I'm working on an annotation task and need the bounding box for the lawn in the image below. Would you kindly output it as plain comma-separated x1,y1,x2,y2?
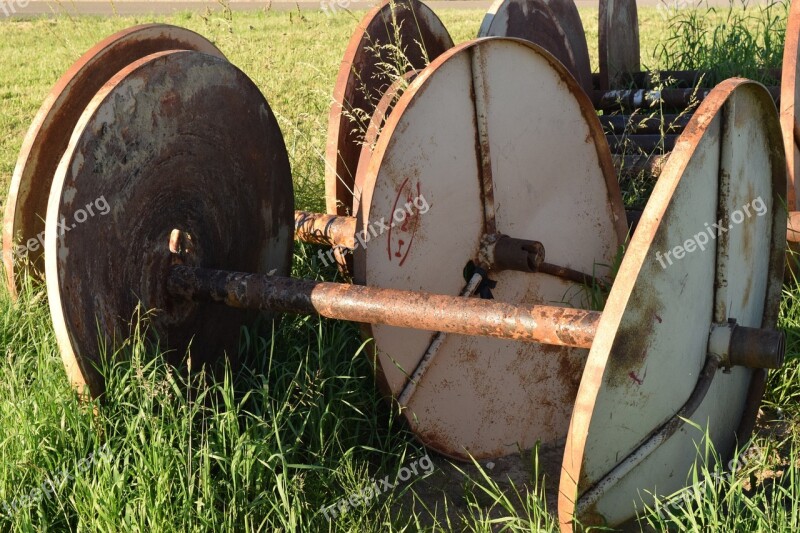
0,2,798,532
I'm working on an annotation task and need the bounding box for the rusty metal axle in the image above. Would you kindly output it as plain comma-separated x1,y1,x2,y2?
292,211,606,286
165,264,785,370
294,210,355,249
166,265,601,348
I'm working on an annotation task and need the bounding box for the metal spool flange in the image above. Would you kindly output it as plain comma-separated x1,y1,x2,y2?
3,24,224,298
45,50,294,397
355,37,628,461
559,79,786,529
324,0,453,218
599,0,640,90
782,0,800,209
478,0,592,93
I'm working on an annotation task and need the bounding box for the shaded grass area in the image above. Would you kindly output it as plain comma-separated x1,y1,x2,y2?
0,4,797,532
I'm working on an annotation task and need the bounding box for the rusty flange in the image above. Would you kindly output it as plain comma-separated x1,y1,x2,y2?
599,0,640,90
324,0,453,218
2,24,224,299
782,0,800,209
45,50,293,398
352,70,419,218
559,79,786,529
354,37,627,461
478,0,592,93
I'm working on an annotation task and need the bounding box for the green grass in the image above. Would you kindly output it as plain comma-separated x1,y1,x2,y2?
653,0,787,84
0,3,798,532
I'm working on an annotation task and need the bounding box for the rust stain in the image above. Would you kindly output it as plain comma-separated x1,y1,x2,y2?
606,295,662,388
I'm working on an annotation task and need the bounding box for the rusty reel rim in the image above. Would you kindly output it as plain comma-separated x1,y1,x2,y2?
352,69,420,218
558,78,786,530
45,49,294,398
477,0,593,94
781,0,800,209
2,24,225,299
354,37,627,461
324,0,453,218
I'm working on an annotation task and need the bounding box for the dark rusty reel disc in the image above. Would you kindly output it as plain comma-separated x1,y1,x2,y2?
3,24,224,299
478,0,593,93
324,0,453,219
598,0,640,90
45,50,294,398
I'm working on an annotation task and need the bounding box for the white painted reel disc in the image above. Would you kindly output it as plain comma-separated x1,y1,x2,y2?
355,38,627,460
559,79,786,529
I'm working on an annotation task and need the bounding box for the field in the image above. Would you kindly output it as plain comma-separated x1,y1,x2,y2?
0,2,799,531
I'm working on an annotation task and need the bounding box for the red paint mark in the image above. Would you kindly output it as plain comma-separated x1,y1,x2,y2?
386,178,422,266
629,364,648,385
654,313,662,323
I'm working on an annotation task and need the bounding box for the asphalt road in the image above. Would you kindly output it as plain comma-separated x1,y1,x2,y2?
3,0,750,17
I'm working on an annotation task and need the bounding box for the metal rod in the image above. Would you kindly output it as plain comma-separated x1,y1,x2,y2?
397,272,485,407
294,210,355,249
166,265,601,348
592,86,780,110
576,354,722,514
537,263,606,290
471,45,498,236
291,216,593,285
491,236,545,273
591,69,781,90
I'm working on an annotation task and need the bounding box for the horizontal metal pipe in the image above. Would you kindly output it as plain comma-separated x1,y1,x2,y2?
591,68,781,90
492,236,545,272
294,210,355,248
730,325,785,369
166,265,601,348
592,86,779,111
599,114,690,135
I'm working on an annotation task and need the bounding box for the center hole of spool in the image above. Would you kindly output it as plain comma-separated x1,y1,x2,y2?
169,229,195,264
